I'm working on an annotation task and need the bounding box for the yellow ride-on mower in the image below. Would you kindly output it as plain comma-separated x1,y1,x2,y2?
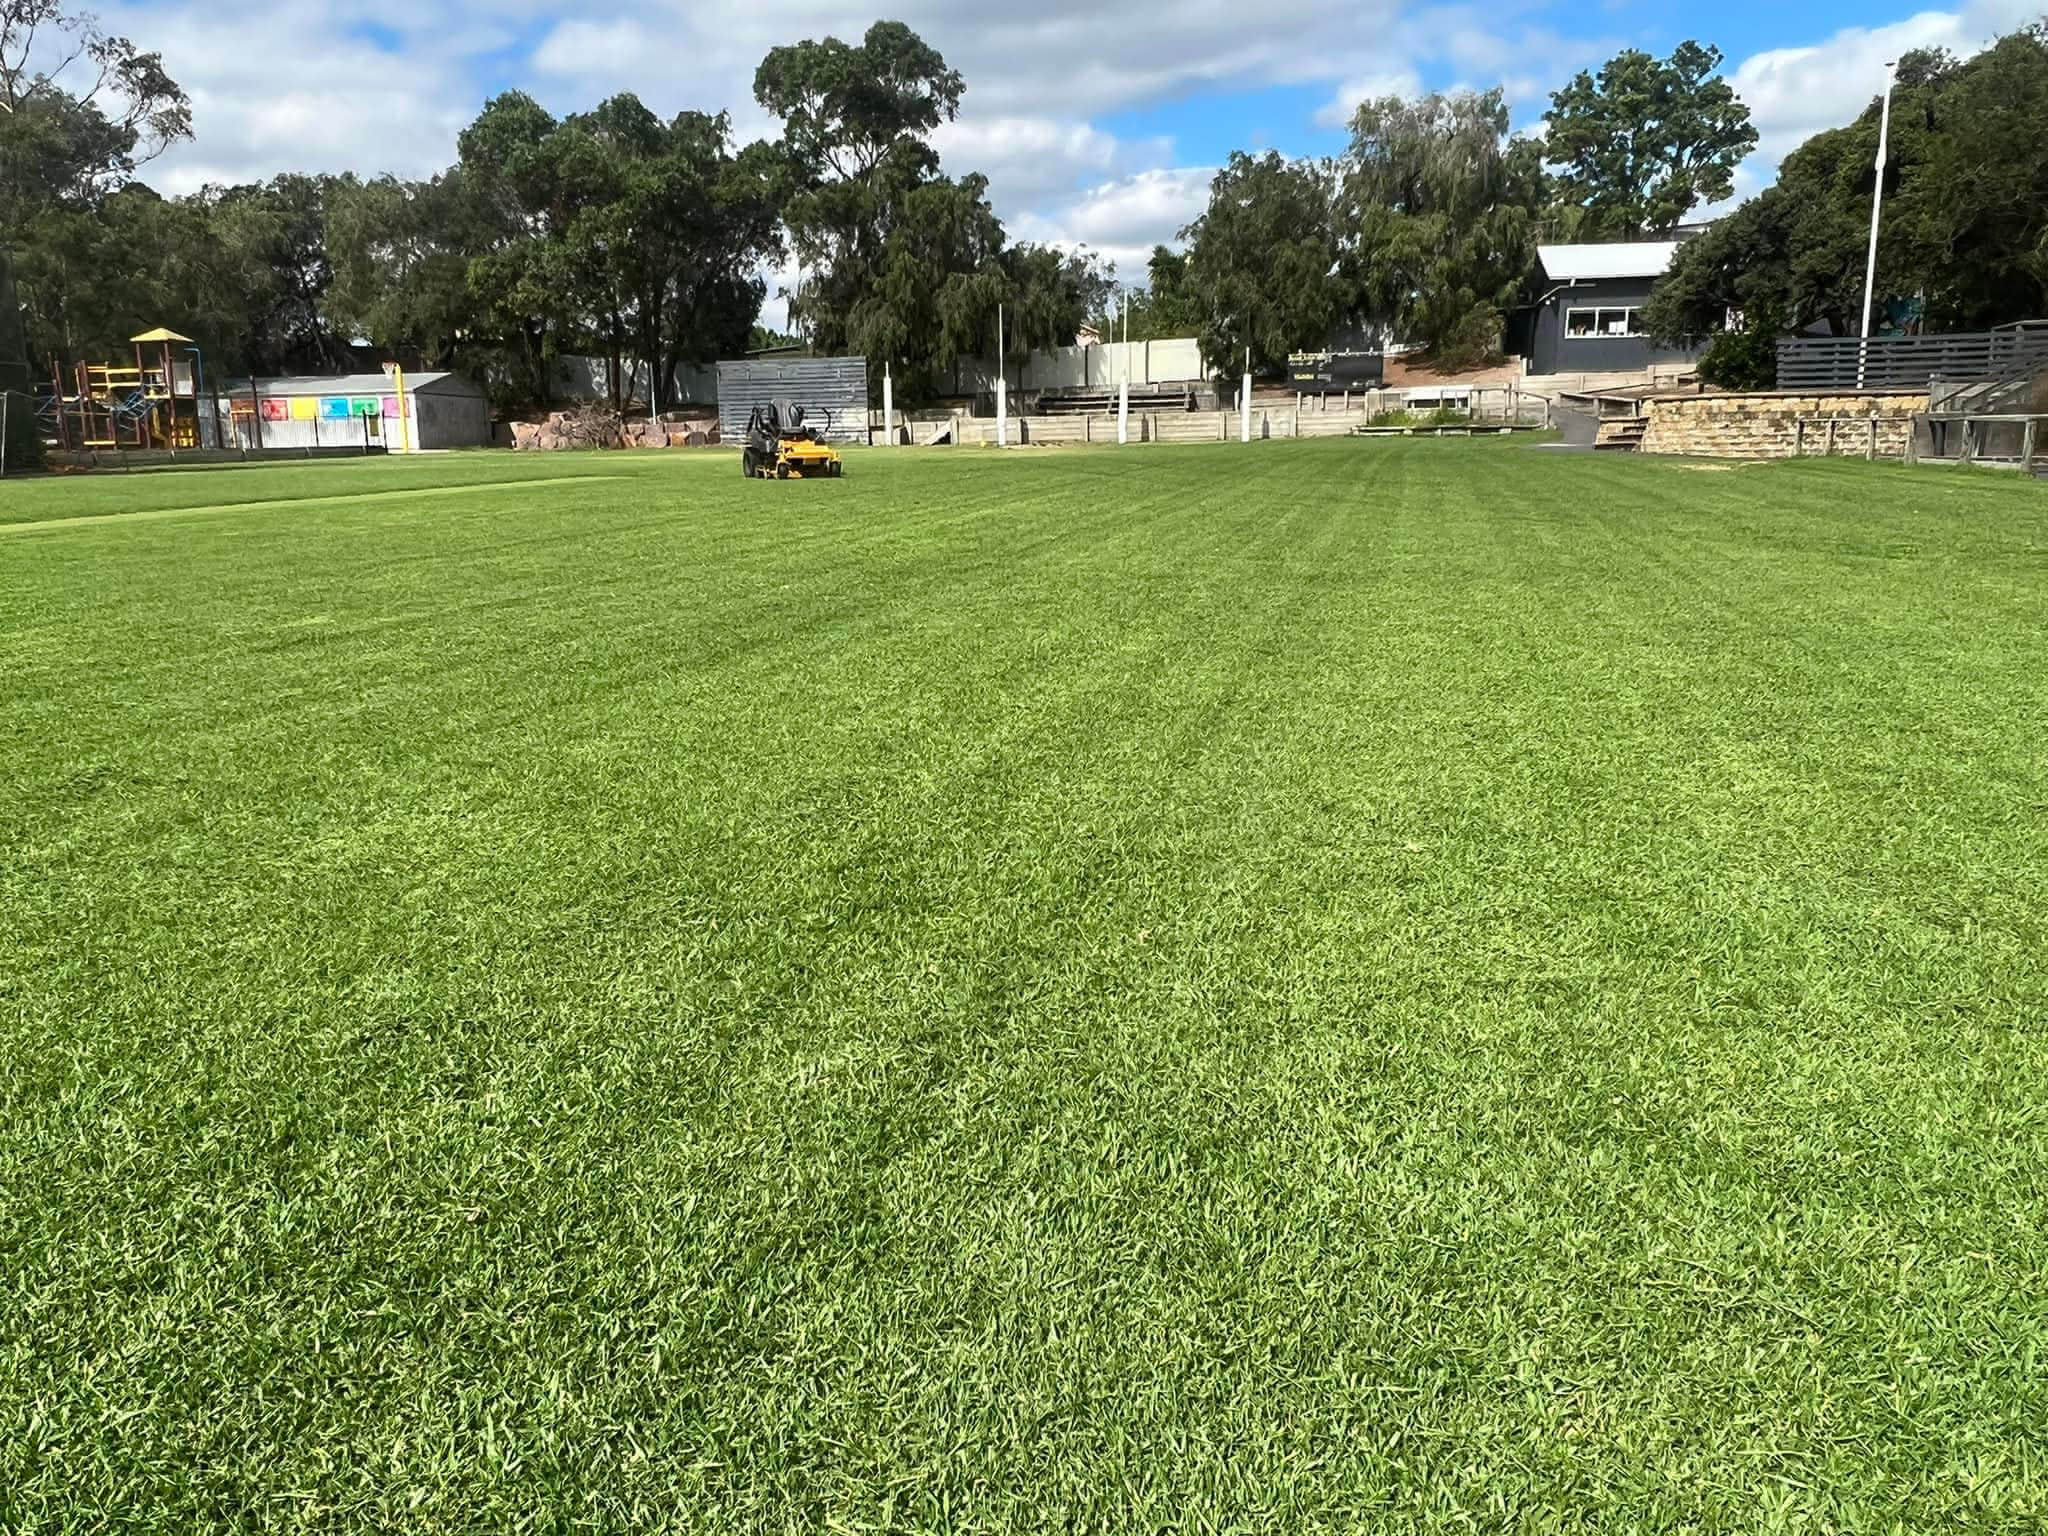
742,399,844,479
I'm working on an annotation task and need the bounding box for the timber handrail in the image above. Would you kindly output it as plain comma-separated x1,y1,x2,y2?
1906,409,2046,471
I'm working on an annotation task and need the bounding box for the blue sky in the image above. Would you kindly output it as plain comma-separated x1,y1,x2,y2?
103,0,2041,319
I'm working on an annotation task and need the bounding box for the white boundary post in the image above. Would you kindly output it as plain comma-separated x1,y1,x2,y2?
1241,347,1252,443
883,361,894,447
1117,290,1130,445
995,304,1008,448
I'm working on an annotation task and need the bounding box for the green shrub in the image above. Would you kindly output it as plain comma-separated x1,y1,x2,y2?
1366,405,1474,429
1697,306,1783,391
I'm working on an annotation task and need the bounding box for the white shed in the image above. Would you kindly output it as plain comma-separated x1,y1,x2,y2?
218,371,490,454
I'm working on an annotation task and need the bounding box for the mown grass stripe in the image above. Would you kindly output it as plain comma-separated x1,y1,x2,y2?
0,474,633,534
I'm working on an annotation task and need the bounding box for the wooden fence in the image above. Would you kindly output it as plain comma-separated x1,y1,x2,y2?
1777,327,2048,390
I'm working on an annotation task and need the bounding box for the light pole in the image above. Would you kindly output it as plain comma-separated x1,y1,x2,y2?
1858,60,1898,386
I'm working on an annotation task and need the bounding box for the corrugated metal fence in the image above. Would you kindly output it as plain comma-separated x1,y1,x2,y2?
717,357,869,444
1777,326,2048,390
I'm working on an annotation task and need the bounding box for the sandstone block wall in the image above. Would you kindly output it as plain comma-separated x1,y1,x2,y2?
1641,392,1927,459
510,413,721,451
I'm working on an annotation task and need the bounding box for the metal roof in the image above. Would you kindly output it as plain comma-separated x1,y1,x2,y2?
223,371,478,396
1537,242,1683,281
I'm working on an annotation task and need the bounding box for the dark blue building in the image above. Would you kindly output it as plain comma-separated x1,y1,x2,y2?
1517,242,1708,376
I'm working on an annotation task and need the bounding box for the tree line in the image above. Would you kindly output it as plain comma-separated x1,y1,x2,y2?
6,0,2046,410
2,10,1107,409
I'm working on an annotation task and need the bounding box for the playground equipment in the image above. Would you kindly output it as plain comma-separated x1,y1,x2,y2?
41,327,207,451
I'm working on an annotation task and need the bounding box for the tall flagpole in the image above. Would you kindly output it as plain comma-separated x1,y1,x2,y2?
1858,61,1897,387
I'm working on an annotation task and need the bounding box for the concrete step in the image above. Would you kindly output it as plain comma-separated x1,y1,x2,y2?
1593,417,1648,452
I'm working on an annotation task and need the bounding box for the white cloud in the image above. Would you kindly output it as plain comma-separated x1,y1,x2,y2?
1734,12,1964,169
1063,168,1217,249
933,116,1174,211
1317,70,1426,129
105,0,487,193
531,19,657,80
1009,167,1217,283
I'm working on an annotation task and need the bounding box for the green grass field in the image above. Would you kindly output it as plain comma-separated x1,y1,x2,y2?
5,440,2047,1531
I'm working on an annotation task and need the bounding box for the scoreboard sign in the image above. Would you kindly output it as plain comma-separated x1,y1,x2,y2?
1287,350,1385,393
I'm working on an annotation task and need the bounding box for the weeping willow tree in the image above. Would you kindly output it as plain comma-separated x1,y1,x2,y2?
1337,89,1547,367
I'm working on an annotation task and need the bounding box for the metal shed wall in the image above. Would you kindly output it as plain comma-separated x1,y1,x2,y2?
717,357,868,444
414,384,490,450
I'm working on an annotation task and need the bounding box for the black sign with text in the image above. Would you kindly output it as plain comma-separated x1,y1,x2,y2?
1287,351,1385,393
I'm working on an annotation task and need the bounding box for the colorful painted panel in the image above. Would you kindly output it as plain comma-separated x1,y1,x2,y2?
351,397,380,417
319,397,352,421
259,398,289,422
381,395,401,418
289,396,317,421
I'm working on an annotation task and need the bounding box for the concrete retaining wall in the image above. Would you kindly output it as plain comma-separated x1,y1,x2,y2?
553,339,1211,407
552,356,719,406
1641,391,1927,458
938,339,1209,397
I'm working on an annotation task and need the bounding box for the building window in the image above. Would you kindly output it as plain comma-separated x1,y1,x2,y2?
1565,306,1645,339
